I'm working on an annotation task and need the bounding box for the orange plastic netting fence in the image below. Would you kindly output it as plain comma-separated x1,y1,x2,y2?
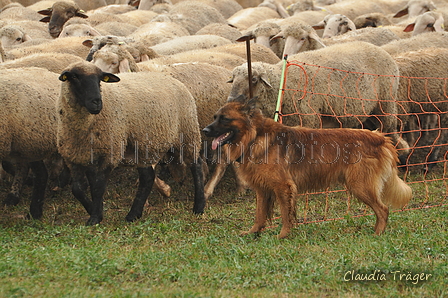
273,58,447,226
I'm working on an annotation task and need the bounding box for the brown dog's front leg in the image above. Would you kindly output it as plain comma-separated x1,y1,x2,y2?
241,190,270,236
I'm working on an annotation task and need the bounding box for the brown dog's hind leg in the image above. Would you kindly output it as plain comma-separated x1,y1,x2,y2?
349,183,389,235
275,180,297,239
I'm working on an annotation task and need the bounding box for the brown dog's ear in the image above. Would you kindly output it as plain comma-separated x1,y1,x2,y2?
242,96,258,115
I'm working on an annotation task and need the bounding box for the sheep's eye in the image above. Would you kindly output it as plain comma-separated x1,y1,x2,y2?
16,37,22,42
251,77,258,84
427,23,434,28
301,37,305,40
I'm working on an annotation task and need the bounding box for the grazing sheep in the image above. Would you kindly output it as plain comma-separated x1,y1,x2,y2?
0,67,60,219
128,21,190,47
322,0,385,20
312,13,357,38
56,61,205,225
0,52,83,72
381,31,448,56
38,1,89,38
243,21,284,58
82,35,131,61
393,47,448,172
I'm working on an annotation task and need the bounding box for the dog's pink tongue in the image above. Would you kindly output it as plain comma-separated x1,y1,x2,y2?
211,133,227,150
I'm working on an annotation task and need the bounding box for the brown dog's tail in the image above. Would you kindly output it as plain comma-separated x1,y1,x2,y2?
381,142,413,209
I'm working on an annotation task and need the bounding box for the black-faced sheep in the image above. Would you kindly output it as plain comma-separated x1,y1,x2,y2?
0,67,60,219
56,61,205,225
38,1,89,38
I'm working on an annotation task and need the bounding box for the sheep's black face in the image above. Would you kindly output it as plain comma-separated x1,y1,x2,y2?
59,67,120,114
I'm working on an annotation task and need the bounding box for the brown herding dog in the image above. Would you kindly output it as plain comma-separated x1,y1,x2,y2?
203,96,412,239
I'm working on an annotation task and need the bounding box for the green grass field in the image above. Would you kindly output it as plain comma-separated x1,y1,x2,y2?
0,166,446,298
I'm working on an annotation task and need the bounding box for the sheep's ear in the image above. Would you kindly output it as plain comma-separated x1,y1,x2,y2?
394,7,409,18
312,20,326,30
226,76,233,83
270,32,284,46
38,8,52,16
75,10,89,19
102,73,120,83
39,16,51,23
236,34,254,42
118,59,131,73
140,54,150,62
82,39,93,48
59,71,71,82
23,34,32,42
403,23,415,32
260,74,272,89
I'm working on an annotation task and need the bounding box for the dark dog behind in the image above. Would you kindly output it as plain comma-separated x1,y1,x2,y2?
203,96,412,239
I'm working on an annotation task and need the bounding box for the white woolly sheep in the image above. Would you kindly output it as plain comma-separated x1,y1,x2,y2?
0,4,43,21
312,13,357,38
403,11,445,36
353,12,394,28
320,0,385,20
150,35,232,56
393,47,448,172
270,21,326,57
393,0,437,19
242,21,284,58
128,21,190,47
322,27,400,47
228,6,282,31
195,23,243,42
227,41,407,151
92,42,140,73
151,1,227,34
59,23,103,38
56,61,206,225
0,25,32,48
0,52,83,72
6,36,91,59
0,67,60,219
381,31,448,56
0,40,5,62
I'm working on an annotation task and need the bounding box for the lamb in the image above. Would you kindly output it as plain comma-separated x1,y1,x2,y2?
393,47,448,172
56,61,206,225
0,67,60,219
38,1,89,38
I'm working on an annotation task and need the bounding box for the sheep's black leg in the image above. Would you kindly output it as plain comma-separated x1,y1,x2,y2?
28,160,48,219
126,166,155,222
86,166,111,226
70,165,92,215
191,157,206,214
3,162,29,206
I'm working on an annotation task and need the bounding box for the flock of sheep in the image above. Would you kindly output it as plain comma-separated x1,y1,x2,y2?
0,0,447,223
